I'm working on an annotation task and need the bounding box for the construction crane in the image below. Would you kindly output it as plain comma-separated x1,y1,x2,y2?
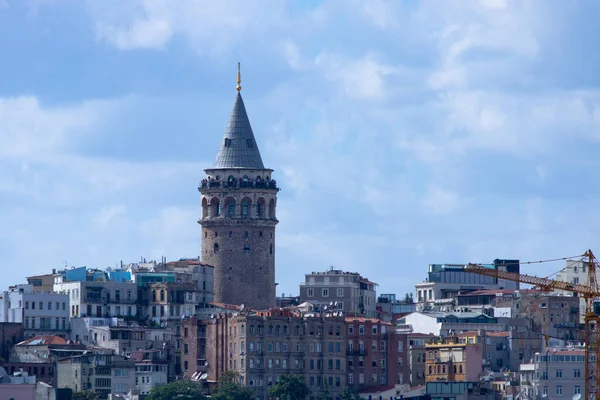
464,250,600,400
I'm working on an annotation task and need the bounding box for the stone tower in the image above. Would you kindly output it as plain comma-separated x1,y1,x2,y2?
198,65,279,310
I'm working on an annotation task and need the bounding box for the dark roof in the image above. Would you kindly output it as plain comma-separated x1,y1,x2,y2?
213,93,265,169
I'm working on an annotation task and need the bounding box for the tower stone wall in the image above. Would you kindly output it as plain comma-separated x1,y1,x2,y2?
198,85,279,310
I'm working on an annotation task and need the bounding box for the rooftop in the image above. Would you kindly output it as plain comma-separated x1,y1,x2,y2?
212,90,266,170
17,335,75,346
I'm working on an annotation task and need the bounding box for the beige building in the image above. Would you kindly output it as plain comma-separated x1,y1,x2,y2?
57,351,135,399
520,346,584,399
200,310,347,400
299,269,377,318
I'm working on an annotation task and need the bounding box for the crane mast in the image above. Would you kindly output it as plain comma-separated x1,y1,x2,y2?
465,250,600,400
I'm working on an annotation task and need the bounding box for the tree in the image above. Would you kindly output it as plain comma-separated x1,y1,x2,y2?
316,382,330,400
212,370,256,400
72,391,101,400
145,380,206,400
404,292,414,304
268,374,310,400
341,389,362,400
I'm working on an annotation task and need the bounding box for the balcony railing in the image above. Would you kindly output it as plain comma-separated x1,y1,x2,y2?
199,178,279,191
346,349,368,356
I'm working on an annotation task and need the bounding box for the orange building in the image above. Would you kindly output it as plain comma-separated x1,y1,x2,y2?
425,332,483,383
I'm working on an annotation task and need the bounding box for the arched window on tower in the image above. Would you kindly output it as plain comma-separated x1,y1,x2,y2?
244,245,250,254
244,231,249,239
160,290,165,302
270,244,273,255
229,231,233,238
241,201,249,217
214,243,219,254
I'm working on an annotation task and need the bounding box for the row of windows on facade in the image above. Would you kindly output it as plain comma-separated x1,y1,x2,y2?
202,199,276,219
206,230,273,239
151,305,195,318
24,317,68,330
537,386,581,396
241,323,387,337
537,368,582,379
72,304,136,318
67,288,135,303
248,374,344,389
24,301,67,311
428,363,464,376
151,289,203,302
212,242,273,255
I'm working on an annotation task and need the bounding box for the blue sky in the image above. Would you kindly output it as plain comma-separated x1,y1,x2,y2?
2,0,600,298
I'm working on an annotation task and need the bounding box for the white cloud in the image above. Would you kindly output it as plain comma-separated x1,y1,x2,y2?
97,18,172,50
95,205,127,230
422,187,460,215
315,53,395,100
0,96,116,160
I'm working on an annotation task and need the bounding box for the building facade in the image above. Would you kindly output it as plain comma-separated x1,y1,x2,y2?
299,270,377,318
425,333,483,383
345,317,407,391
520,347,584,399
198,71,280,310
57,351,136,399
0,285,69,338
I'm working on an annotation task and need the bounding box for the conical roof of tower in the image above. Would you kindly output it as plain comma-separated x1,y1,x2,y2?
213,92,265,169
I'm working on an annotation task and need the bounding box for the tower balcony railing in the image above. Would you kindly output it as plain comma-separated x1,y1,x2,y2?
199,178,279,191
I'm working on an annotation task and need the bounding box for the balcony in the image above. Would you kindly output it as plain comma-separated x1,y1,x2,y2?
346,349,368,356
199,178,279,191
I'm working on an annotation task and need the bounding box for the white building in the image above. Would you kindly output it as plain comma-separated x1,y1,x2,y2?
53,278,138,319
520,346,584,399
0,285,69,338
131,350,168,395
553,260,595,323
400,311,501,337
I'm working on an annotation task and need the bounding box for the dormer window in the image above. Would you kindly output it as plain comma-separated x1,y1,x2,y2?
224,138,232,147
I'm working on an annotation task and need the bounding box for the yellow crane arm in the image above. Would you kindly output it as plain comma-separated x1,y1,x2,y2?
464,263,600,297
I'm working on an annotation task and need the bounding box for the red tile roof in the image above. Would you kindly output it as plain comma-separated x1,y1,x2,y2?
17,335,73,346
487,331,510,337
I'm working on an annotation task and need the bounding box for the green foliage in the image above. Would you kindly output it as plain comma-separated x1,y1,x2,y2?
268,374,310,400
212,370,256,400
316,382,331,400
404,292,414,304
341,389,362,400
145,380,206,400
72,391,101,400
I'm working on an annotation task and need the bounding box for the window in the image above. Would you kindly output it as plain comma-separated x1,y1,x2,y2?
348,325,354,334
184,344,189,354
398,341,404,352
372,326,378,335
242,203,249,216
322,289,329,297
556,369,562,378
574,369,581,378
214,243,219,254
184,361,188,371
228,203,235,216
307,289,314,297
359,325,364,334
244,245,250,254
336,288,344,297
48,302,52,310
247,139,253,148
556,386,563,395
575,386,581,395
224,138,232,147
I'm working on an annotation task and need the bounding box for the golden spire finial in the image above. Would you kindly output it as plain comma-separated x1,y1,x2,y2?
236,62,242,92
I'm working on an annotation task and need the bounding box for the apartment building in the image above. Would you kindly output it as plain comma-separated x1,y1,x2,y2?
0,322,23,360
0,285,69,338
407,333,439,387
25,272,56,292
5,335,86,387
53,275,138,319
415,259,519,305
181,316,207,380
520,346,584,399
131,350,169,396
299,269,377,318
345,317,407,392
198,309,348,400
57,351,136,399
425,332,483,383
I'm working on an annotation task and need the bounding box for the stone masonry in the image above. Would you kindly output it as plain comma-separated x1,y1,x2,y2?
198,80,280,310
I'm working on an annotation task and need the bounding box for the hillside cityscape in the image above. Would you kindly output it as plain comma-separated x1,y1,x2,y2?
0,74,595,400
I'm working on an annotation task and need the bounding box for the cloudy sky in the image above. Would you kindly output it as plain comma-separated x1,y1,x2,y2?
1,0,600,298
